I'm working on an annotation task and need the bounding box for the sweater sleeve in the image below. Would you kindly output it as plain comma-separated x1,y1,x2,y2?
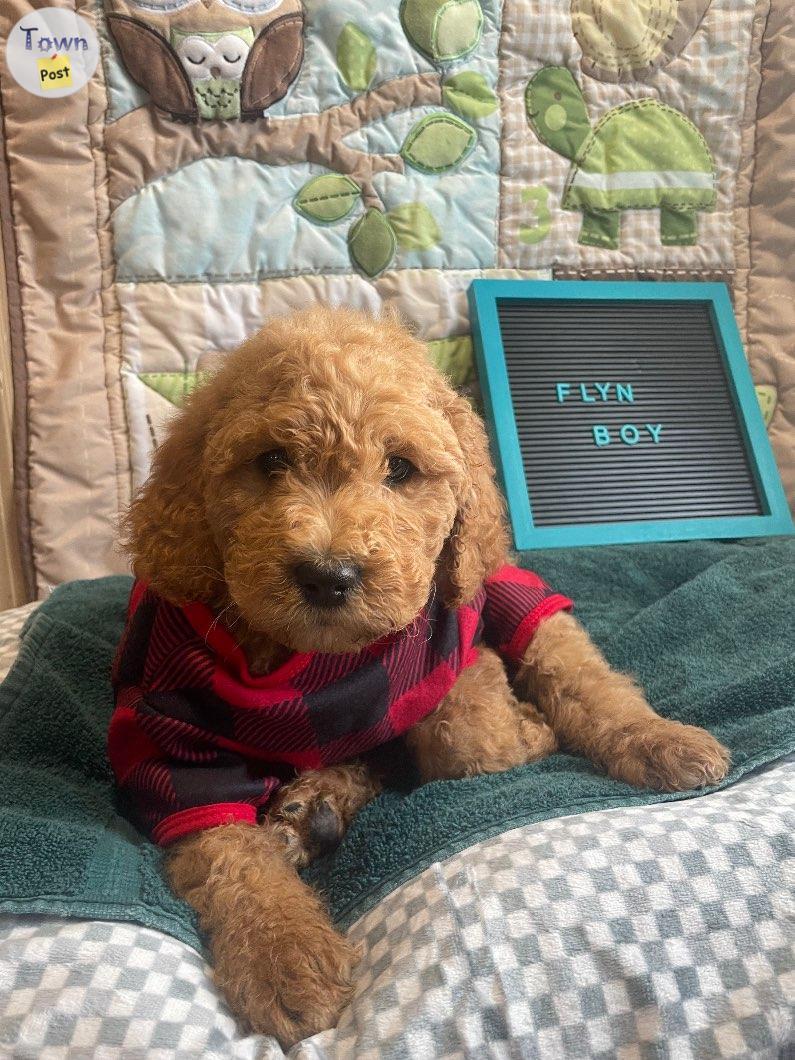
482,564,573,665
107,695,277,845
108,583,277,846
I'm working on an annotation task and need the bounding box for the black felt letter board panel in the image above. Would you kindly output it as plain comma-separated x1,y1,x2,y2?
496,298,762,527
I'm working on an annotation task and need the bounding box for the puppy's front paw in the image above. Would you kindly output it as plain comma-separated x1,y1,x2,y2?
610,720,730,792
215,906,358,1047
270,795,343,869
519,702,558,762
268,764,380,867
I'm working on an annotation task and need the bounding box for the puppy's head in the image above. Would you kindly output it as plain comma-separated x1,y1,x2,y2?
125,308,508,654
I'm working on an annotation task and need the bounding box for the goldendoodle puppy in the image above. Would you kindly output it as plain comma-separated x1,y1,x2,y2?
109,307,729,1045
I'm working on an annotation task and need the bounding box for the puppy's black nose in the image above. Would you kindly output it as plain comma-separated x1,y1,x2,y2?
294,560,362,609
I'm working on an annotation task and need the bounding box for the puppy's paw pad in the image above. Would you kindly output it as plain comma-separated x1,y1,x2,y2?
308,799,344,855
269,792,345,863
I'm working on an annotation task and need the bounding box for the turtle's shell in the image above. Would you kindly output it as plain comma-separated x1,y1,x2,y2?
563,98,716,212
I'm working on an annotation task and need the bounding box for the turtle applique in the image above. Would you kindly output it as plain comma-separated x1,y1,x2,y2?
525,66,716,250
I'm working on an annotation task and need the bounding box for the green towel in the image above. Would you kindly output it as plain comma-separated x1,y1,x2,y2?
0,539,793,953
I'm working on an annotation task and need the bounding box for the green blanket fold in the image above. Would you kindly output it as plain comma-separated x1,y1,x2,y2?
1,539,793,952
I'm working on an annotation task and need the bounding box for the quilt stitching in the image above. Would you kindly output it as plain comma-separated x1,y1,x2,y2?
1,0,790,590
0,99,36,597
89,66,134,526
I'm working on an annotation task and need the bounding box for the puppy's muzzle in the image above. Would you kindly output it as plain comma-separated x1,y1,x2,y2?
293,559,362,609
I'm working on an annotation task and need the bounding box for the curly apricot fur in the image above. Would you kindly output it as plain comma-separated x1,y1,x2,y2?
124,307,729,1043
166,824,357,1046
407,647,557,780
517,611,730,792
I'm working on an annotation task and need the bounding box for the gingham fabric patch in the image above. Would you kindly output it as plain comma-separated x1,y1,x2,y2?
0,919,271,1060
319,757,794,1059
0,757,791,1058
498,0,754,272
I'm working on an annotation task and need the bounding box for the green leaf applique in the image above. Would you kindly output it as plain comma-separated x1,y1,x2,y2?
336,23,377,92
401,0,483,62
348,208,397,277
138,371,209,408
401,113,476,174
387,202,441,250
294,174,362,224
427,335,475,386
755,385,777,428
442,71,498,119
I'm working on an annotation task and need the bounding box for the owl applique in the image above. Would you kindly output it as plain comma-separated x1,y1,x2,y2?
172,28,253,119
106,0,304,122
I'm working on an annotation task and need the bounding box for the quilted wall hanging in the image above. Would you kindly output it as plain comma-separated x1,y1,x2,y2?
0,0,792,595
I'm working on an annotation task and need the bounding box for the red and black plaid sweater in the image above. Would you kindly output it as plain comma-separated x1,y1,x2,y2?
109,566,572,845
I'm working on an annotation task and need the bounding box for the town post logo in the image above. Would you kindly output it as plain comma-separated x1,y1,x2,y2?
6,9,99,99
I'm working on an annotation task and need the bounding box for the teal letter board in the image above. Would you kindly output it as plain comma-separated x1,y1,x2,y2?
468,280,793,550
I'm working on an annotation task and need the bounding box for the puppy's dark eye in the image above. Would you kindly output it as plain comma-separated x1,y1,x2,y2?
385,455,416,486
256,448,290,476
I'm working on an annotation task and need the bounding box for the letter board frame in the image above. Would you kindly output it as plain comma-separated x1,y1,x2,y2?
468,279,793,550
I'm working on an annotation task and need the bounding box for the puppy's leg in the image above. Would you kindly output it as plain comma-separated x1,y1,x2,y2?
516,611,730,792
268,762,382,868
406,647,557,782
167,822,357,1046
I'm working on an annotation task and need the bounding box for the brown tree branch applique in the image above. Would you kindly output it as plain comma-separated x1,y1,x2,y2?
105,0,498,277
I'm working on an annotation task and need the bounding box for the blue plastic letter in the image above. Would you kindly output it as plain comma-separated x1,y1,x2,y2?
593,426,611,447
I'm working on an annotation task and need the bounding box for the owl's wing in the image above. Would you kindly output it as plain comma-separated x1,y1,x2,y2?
107,14,199,122
240,11,305,120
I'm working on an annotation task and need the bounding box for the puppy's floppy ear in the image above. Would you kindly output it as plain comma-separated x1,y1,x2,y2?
435,388,510,608
123,383,223,604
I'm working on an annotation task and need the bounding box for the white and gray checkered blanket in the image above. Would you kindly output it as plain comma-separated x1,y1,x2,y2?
0,605,792,1058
